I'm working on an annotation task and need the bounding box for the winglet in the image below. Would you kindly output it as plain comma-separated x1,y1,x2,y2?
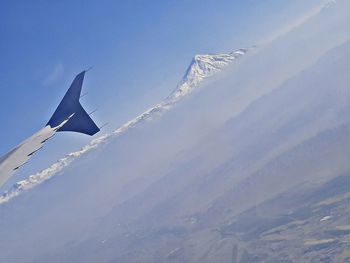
85,66,94,72
47,71,100,136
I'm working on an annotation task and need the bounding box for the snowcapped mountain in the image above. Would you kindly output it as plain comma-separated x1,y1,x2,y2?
168,50,246,101
0,48,248,204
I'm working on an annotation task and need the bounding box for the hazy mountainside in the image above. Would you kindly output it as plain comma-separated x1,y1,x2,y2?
218,173,350,263
67,39,350,263
1,1,350,262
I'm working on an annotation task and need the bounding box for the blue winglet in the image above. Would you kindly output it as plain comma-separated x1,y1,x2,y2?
47,71,100,136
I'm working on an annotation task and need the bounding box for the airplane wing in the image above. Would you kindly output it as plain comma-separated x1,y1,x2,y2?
0,71,100,187
0,126,56,186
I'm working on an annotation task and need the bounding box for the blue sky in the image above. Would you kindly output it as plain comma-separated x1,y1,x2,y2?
0,0,322,185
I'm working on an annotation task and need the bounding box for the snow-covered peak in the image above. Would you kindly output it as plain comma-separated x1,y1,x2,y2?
169,49,247,100
0,48,249,204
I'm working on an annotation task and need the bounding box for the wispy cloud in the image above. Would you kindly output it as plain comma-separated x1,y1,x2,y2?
260,0,337,46
43,63,64,86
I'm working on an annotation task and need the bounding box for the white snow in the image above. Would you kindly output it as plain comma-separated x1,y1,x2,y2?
320,215,332,222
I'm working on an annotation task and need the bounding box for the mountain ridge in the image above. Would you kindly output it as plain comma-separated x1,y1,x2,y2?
0,48,248,204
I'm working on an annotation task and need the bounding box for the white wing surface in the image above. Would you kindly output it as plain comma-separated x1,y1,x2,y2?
0,126,56,186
